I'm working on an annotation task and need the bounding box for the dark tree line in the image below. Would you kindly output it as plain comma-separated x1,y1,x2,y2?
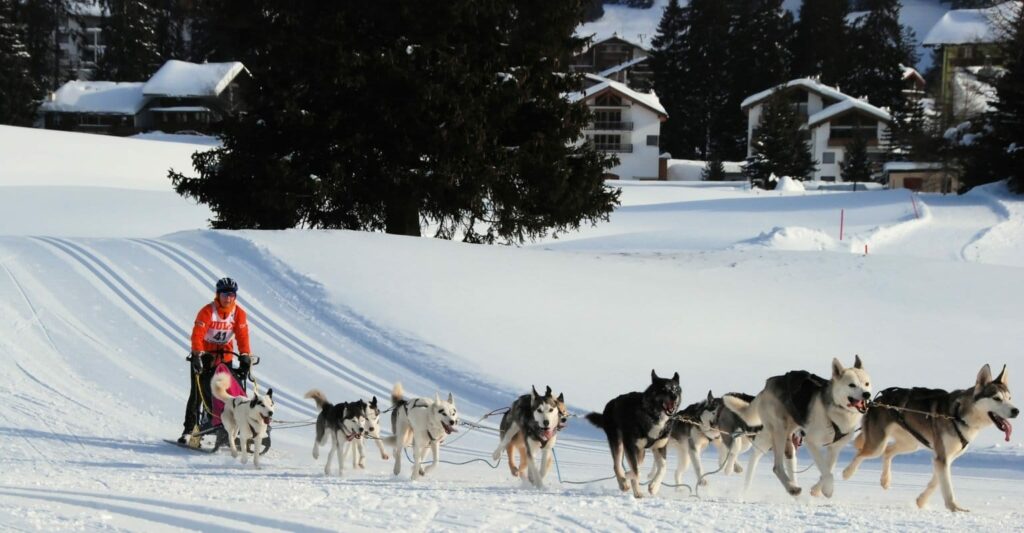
169,0,620,242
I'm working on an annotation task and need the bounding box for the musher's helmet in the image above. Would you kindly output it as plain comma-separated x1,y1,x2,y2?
216,277,238,294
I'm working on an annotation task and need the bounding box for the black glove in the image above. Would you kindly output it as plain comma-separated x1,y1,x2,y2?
238,353,252,373
189,351,205,373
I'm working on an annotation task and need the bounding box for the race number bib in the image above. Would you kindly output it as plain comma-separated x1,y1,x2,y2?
203,305,236,345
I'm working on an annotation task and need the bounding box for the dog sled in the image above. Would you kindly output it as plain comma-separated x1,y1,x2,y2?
168,350,272,455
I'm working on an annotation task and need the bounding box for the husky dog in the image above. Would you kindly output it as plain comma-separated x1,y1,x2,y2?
494,389,569,481
353,396,389,469
586,370,682,498
492,386,564,488
659,391,725,487
724,356,871,497
305,389,373,476
715,392,758,476
842,364,1018,512
211,372,274,469
383,383,459,480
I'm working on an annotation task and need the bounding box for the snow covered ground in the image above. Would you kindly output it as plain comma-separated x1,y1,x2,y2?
0,126,1022,531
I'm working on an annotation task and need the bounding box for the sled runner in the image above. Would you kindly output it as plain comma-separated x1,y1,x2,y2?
178,350,272,455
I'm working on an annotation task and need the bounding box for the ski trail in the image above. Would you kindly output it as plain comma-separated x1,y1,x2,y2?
29,237,310,417
132,238,389,398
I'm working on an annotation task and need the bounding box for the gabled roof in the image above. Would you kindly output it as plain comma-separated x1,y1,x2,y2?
39,81,147,114
807,98,891,128
569,73,666,116
741,78,850,110
577,34,649,55
922,1,1020,46
142,60,248,98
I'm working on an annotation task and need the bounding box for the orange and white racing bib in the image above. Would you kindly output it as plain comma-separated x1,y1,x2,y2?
203,304,237,345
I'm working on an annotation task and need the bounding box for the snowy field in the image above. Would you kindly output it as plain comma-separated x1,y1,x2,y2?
0,126,1022,531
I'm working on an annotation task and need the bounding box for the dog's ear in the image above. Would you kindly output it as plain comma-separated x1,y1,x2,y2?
447,392,455,405
994,364,1008,386
853,354,863,369
832,358,845,379
557,392,564,403
370,395,378,407
707,390,714,403
532,385,540,400
672,372,680,383
651,369,659,382
975,364,993,394
545,385,552,398
435,392,441,404
267,388,273,399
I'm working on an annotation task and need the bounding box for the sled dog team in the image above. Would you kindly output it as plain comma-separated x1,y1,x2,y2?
214,356,1017,512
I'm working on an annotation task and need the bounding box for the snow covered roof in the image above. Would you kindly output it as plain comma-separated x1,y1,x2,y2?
922,1,1020,46
741,78,850,110
807,98,891,128
39,81,147,114
576,33,649,55
597,56,648,78
883,162,946,172
570,73,666,116
142,60,248,98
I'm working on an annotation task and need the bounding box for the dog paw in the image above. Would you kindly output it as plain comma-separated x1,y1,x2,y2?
916,494,929,509
946,502,970,513
880,472,892,490
733,464,743,474
492,450,502,461
698,478,708,487
841,466,854,480
787,485,802,496
616,478,629,492
381,453,390,460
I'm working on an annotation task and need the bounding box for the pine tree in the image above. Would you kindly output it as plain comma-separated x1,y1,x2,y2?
791,0,850,86
743,90,816,188
650,0,687,157
840,133,872,188
19,0,64,92
0,0,41,126
702,153,726,181
171,0,619,242
95,0,162,81
725,0,794,160
841,0,918,111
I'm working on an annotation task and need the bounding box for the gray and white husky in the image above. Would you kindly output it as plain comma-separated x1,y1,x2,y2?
659,391,725,487
306,390,387,476
715,392,758,476
211,372,274,469
842,364,1017,512
492,386,563,488
383,383,459,480
724,356,871,498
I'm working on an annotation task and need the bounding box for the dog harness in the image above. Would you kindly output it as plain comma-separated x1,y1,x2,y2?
877,387,972,450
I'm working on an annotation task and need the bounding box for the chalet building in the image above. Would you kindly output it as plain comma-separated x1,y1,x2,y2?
570,35,653,91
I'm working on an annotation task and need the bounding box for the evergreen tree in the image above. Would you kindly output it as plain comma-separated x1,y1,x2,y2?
725,0,794,160
743,90,816,188
791,0,850,86
841,0,917,111
702,153,726,181
650,0,687,157
0,0,41,125
671,0,731,160
840,133,872,188
19,0,64,91
95,0,162,81
170,0,618,242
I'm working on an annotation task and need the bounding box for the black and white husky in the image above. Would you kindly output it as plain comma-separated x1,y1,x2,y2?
210,372,274,469
492,386,564,488
586,370,682,498
383,383,459,480
354,396,389,469
306,389,384,476
659,391,724,487
843,364,1018,512
715,392,758,476
725,356,871,498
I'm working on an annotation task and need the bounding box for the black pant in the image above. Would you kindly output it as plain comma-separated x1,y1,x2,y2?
182,354,215,434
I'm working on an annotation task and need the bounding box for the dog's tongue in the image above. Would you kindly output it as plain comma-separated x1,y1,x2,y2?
1000,418,1012,442
443,422,457,434
541,428,554,441
263,416,272,425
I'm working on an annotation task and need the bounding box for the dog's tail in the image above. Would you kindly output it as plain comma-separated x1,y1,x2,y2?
723,393,762,427
391,382,404,406
304,389,331,411
584,412,604,429
210,372,233,403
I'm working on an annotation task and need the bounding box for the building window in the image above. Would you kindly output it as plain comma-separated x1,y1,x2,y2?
647,135,659,146
595,93,623,106
820,176,836,182
822,152,835,164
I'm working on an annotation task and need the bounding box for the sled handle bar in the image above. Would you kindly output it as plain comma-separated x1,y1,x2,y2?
188,350,261,366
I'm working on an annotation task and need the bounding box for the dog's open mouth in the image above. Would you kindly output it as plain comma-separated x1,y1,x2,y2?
990,412,1013,442
262,416,272,425
540,428,555,441
663,400,676,415
442,421,457,434
848,397,868,414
